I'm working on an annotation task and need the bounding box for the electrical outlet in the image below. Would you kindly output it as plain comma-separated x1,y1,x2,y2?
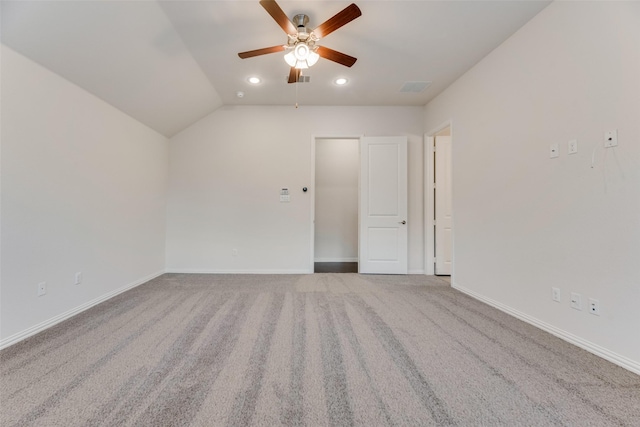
552,287,561,302
75,272,82,285
37,282,47,297
604,130,618,148
570,292,582,310
568,139,578,154
588,298,600,316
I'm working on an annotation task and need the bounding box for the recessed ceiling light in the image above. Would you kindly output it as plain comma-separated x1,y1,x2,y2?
248,77,261,84
334,78,348,85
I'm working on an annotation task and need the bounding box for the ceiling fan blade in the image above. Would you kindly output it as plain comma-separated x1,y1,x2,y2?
288,67,301,84
260,0,297,35
313,3,361,39
316,46,357,67
238,45,285,59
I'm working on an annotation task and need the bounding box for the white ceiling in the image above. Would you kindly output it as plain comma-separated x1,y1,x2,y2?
1,1,551,137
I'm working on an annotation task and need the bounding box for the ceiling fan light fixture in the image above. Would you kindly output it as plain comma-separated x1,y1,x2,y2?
284,50,296,67
284,43,319,69
294,43,309,60
307,50,319,66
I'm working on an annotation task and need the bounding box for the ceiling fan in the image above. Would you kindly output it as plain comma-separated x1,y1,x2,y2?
238,0,362,84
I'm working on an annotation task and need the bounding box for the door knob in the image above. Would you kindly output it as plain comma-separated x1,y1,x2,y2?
399,220,406,224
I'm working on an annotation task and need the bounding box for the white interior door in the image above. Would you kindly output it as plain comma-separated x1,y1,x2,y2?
359,136,408,274
435,135,452,275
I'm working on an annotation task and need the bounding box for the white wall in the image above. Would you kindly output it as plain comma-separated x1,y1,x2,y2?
0,46,169,345
166,105,424,273
314,138,359,262
424,2,640,372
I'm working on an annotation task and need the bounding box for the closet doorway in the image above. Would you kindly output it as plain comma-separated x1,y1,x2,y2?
425,124,453,276
313,138,359,273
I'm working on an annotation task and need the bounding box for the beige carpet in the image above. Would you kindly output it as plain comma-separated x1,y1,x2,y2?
1,273,639,426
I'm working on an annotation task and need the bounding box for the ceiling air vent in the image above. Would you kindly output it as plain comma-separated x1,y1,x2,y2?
286,75,311,83
399,81,431,93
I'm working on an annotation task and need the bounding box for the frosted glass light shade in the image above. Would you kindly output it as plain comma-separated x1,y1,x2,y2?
307,51,319,67
284,51,296,67
294,43,309,60
284,43,319,69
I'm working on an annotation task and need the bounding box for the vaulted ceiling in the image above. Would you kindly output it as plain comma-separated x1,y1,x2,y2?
1,1,551,137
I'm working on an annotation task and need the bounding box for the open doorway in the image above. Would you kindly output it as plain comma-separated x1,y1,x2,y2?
313,138,359,273
425,123,453,276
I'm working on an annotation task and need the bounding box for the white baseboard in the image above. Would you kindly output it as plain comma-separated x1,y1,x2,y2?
167,268,425,276
165,269,312,275
452,282,640,376
0,270,165,350
314,258,358,263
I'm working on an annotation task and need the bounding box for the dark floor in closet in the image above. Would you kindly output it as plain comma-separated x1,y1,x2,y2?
314,262,358,273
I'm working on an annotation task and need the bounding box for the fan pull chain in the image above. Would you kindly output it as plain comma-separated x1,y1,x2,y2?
295,77,299,108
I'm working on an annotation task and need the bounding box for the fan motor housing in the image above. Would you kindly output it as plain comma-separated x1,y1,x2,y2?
292,14,311,39
292,14,309,28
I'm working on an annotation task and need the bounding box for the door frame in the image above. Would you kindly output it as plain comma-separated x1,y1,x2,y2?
424,120,454,276
310,135,363,273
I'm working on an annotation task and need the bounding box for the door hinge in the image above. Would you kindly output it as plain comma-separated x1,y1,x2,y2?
432,146,437,153
433,257,437,263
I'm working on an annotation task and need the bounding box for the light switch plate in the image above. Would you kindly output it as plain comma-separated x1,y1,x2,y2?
550,143,559,158
570,292,582,310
